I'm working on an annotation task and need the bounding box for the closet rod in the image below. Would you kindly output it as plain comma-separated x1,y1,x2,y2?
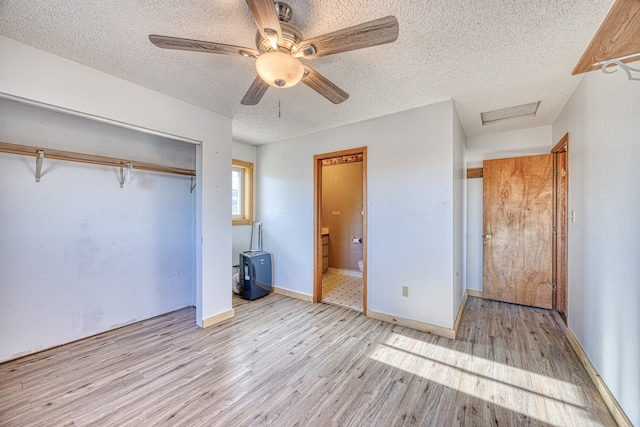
0,141,196,177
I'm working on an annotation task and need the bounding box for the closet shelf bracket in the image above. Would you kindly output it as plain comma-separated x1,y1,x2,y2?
120,162,133,189
190,176,196,193
35,150,44,182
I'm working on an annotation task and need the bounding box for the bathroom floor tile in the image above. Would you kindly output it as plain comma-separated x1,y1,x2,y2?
321,270,362,312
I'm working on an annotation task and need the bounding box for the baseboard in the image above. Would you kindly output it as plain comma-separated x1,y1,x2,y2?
202,308,235,329
366,291,470,341
565,328,632,427
273,287,313,302
467,289,483,298
367,309,456,340
453,291,469,337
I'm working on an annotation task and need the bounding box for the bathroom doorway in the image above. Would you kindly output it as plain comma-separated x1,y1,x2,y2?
313,147,367,313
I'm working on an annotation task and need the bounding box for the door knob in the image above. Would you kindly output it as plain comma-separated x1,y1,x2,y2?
483,233,493,240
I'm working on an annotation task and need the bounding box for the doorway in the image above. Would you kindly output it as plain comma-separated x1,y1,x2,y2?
481,135,569,317
313,147,367,314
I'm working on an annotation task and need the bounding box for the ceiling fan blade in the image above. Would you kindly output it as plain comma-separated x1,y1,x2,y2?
241,75,270,105
295,16,399,59
245,0,283,47
301,66,349,104
149,35,259,58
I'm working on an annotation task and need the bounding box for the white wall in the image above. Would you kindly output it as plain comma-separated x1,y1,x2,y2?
0,36,233,357
552,62,640,425
232,141,257,265
465,126,552,291
466,126,552,167
257,101,462,329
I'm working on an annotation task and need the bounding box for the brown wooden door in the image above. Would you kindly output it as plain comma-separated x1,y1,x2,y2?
482,154,553,309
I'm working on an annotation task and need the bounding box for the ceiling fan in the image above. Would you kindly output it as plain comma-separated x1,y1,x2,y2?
149,0,399,105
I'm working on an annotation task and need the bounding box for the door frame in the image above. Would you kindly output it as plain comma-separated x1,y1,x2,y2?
552,133,569,319
313,147,368,314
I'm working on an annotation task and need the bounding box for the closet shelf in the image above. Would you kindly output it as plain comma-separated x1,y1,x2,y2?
572,0,640,75
0,141,196,177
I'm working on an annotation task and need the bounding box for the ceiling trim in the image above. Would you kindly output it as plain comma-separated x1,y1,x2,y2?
573,0,640,75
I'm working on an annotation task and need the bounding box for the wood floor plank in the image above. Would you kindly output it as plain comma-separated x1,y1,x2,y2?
0,295,617,426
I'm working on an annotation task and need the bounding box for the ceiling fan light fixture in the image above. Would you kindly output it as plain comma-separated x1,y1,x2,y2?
255,51,304,88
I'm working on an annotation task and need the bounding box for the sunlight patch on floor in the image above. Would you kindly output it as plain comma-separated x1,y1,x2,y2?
369,332,591,426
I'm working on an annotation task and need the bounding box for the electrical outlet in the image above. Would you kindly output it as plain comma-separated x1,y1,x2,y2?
402,286,409,297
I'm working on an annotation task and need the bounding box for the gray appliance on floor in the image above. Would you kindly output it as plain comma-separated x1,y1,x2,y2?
239,251,272,300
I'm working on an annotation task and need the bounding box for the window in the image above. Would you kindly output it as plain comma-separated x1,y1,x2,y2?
232,159,253,225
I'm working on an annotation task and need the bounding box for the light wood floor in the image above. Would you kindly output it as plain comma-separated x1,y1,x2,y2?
0,295,615,426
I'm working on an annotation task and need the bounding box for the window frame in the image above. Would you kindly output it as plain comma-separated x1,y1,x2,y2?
232,159,254,226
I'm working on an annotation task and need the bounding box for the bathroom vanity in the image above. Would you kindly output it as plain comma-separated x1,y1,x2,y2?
321,233,329,272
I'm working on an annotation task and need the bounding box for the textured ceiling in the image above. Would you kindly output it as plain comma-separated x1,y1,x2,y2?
0,0,614,145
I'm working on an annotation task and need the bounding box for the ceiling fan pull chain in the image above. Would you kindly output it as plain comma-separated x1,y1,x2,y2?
278,96,281,118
